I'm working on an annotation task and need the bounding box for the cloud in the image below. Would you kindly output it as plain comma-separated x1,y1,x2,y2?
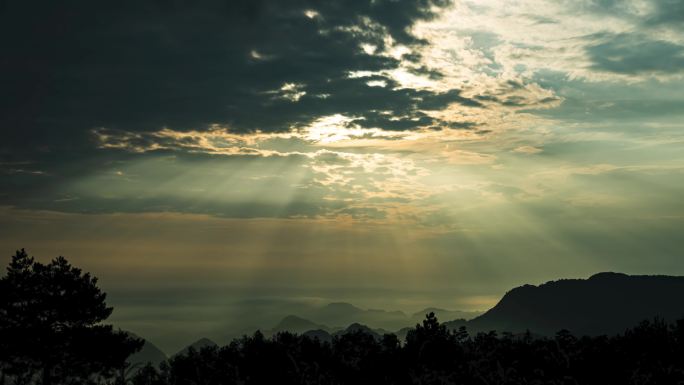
586,33,684,75
2,0,684,229
0,0,496,216
0,0,457,156
513,145,543,154
644,0,684,26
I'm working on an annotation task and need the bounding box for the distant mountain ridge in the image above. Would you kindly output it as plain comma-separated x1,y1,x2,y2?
173,338,218,358
217,301,482,343
269,315,334,336
332,323,389,339
257,303,481,338
125,332,167,368
133,272,684,355
410,308,482,325
267,273,684,340
466,272,684,336
299,302,410,330
269,316,392,341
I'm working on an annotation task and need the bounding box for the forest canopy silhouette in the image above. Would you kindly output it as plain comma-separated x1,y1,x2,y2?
2,250,684,385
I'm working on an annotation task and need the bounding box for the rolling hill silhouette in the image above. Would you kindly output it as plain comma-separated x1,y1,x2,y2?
466,272,684,336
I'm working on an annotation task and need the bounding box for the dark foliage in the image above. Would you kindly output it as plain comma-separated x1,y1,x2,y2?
127,313,684,385
0,249,143,385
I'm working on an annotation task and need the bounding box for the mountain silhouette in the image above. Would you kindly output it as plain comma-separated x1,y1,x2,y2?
218,301,478,340
411,308,482,324
333,323,385,340
268,316,391,341
320,302,365,316
125,333,167,368
173,337,218,357
442,318,468,331
302,329,333,343
301,302,410,330
270,315,331,335
466,272,684,336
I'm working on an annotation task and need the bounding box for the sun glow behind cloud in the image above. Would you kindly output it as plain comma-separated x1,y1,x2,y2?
61,0,684,278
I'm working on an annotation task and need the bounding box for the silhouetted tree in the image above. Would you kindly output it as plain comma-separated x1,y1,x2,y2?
405,312,458,371
0,249,142,385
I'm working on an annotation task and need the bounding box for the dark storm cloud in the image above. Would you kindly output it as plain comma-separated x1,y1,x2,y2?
0,0,455,153
258,75,482,131
586,33,684,75
0,0,478,213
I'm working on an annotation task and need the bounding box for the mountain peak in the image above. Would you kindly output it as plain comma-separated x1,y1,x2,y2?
324,302,363,312
345,322,371,331
280,314,310,322
469,273,684,337
173,337,218,358
273,315,328,333
334,323,382,339
589,272,629,280
124,332,167,368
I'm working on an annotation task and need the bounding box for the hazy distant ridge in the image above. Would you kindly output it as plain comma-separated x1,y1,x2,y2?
134,272,684,360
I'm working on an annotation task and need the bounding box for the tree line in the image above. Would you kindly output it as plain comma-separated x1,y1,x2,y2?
131,315,684,385
2,250,684,385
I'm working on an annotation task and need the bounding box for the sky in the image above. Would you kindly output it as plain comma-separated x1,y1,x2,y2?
1,0,684,353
